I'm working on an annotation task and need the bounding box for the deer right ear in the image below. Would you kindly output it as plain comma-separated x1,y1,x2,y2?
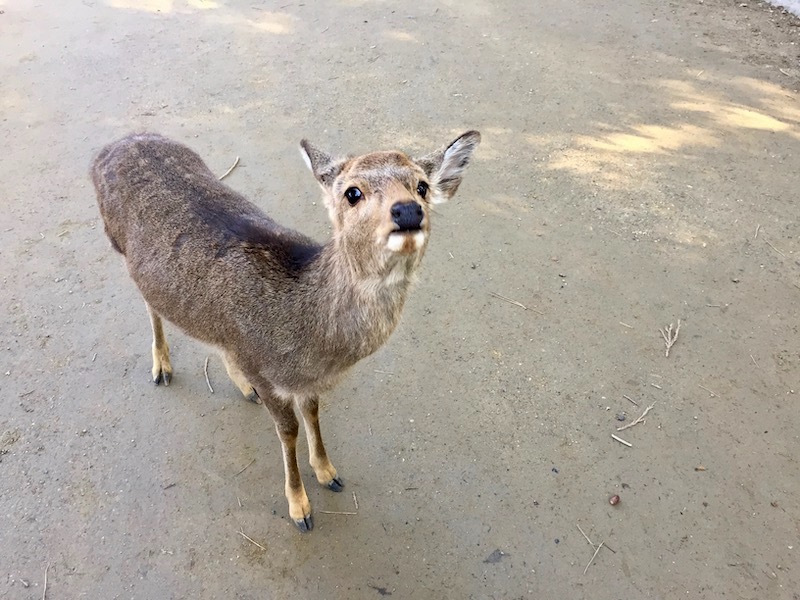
416,130,481,204
300,140,345,189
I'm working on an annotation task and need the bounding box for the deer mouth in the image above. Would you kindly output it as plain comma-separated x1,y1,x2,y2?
387,229,426,253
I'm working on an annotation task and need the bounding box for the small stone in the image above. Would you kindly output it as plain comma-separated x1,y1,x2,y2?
609,494,621,506
616,413,626,422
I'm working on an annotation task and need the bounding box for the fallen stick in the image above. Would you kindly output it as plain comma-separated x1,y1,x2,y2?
698,384,718,397
622,394,639,407
611,434,632,447
204,356,214,393
353,492,359,510
489,291,528,311
319,510,357,515
660,320,681,357
42,563,49,600
576,523,595,549
765,239,785,257
235,458,255,476
617,402,656,432
583,541,604,575
238,529,266,551
219,156,240,180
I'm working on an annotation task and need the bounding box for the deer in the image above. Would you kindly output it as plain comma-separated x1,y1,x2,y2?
91,130,480,532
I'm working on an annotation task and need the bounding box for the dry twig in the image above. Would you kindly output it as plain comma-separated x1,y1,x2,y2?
619,322,633,329
42,563,49,600
611,434,632,447
204,356,214,393
765,239,785,257
584,542,604,575
617,402,656,431
238,529,266,551
235,458,255,476
489,291,528,311
319,510,357,515
218,156,240,180
576,523,595,548
622,394,639,407
754,224,760,240
353,492,359,510
698,384,718,397
660,320,681,357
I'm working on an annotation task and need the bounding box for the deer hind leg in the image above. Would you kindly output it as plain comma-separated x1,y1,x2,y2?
257,386,313,532
146,303,172,386
221,353,260,404
298,395,343,492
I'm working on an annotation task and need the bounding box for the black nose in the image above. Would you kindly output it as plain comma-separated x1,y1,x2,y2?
390,201,424,231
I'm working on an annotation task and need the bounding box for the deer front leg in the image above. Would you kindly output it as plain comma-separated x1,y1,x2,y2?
260,390,313,532
298,395,343,492
146,303,172,385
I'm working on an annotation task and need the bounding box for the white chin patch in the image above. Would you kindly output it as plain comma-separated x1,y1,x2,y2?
387,231,426,252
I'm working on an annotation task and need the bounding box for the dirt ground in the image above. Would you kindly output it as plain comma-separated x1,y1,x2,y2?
2,0,800,598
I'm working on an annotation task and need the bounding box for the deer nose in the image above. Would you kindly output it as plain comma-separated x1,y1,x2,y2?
390,201,424,231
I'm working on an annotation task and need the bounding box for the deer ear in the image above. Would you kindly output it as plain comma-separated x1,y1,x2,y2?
300,140,345,189
416,130,481,204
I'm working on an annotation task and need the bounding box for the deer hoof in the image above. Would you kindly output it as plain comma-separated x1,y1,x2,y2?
153,370,172,386
245,390,262,404
326,476,344,492
294,514,314,532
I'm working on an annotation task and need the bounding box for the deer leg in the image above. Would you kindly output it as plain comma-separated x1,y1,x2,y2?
258,387,313,532
221,353,260,404
298,395,343,492
146,303,172,386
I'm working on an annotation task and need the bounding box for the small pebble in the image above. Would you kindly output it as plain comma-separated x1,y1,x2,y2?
616,413,626,422
551,467,559,474
609,494,621,506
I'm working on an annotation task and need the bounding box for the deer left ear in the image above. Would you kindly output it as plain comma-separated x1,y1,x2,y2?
416,131,481,204
300,140,346,190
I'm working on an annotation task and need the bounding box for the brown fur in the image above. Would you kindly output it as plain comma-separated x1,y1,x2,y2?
91,130,480,531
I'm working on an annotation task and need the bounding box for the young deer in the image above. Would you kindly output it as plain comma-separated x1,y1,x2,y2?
92,130,480,531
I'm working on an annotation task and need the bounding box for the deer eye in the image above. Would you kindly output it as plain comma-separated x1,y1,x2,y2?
416,181,429,199
344,187,363,206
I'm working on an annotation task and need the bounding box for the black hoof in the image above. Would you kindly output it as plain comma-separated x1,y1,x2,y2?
326,476,344,492
245,390,262,404
153,371,172,386
294,514,313,532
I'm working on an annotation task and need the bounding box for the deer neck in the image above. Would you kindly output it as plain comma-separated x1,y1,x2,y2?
305,237,419,356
